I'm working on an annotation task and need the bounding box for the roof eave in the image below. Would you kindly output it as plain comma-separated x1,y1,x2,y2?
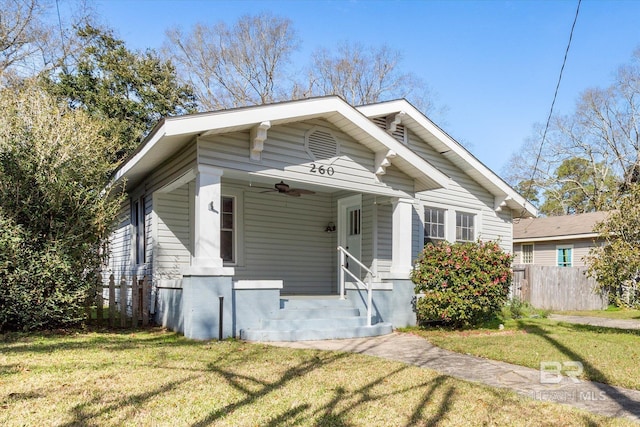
513,233,600,243
357,100,537,218
110,96,450,192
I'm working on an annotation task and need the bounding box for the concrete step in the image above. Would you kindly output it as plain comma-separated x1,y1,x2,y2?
240,322,393,342
270,307,361,320
279,297,351,310
262,315,369,330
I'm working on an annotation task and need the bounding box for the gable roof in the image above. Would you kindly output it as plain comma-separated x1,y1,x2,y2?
357,99,537,218
513,211,609,242
111,96,536,217
112,96,449,193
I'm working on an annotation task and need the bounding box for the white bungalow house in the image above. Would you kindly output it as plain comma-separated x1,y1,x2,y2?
105,96,536,341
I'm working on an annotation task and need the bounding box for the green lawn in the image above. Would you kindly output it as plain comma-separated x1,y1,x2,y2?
1,328,633,426
409,317,640,390
553,308,640,320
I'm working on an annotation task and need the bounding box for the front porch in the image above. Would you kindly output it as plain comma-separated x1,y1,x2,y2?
152,165,418,340
156,273,416,341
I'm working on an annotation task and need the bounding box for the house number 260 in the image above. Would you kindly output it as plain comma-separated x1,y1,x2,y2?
310,164,335,176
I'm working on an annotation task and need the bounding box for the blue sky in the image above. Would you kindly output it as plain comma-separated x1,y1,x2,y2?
85,0,640,175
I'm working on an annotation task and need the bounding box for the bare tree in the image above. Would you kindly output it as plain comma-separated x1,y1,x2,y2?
305,41,437,113
0,0,53,81
164,13,300,111
505,48,640,213
0,0,97,85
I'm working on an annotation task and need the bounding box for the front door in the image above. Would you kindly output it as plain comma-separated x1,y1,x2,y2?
338,195,362,280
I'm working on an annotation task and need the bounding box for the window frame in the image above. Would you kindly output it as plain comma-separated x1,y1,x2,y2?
132,196,146,266
423,206,446,245
521,243,534,264
220,195,236,264
455,211,476,242
556,245,573,267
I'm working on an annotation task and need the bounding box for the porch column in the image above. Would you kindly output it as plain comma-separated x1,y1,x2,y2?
391,198,413,278
193,164,224,267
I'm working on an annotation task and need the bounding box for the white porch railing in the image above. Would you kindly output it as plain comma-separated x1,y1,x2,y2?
337,246,374,327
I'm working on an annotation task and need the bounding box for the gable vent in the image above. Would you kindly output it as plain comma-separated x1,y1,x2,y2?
372,117,387,130
371,116,407,144
390,124,407,144
305,127,339,160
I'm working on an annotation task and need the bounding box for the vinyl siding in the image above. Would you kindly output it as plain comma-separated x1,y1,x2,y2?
105,196,152,277
105,141,197,286
376,201,393,274
233,187,336,295
406,129,513,253
514,238,597,267
154,184,191,281
197,119,413,197
106,203,132,279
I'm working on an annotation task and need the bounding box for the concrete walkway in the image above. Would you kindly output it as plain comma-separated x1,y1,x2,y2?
269,325,640,423
549,314,640,330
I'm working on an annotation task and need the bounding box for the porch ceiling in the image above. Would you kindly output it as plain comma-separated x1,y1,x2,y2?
222,172,408,199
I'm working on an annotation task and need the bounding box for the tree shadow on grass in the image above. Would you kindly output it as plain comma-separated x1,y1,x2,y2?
517,320,640,419
192,352,348,426
60,375,198,427
311,368,455,427
193,351,457,427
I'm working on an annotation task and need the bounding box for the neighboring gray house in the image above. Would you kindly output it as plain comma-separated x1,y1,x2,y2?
513,211,608,268
105,96,536,341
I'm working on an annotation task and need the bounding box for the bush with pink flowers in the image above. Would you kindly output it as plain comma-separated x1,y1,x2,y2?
411,240,513,328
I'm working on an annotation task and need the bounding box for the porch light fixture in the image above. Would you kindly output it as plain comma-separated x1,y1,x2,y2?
325,222,336,233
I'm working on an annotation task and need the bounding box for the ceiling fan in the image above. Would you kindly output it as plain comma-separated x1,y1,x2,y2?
258,180,315,197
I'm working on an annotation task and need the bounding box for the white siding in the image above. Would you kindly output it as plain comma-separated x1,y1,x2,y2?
154,184,191,280
105,195,153,279
105,141,196,286
197,119,413,197
376,202,393,274
233,188,337,295
407,129,513,253
106,202,131,278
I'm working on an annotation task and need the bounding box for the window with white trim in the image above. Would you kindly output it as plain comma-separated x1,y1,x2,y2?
557,246,572,267
455,211,475,242
424,207,445,245
220,196,235,263
132,197,146,265
522,243,534,264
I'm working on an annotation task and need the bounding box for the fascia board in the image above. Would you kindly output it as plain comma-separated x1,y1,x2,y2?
513,233,600,243
163,97,343,137
112,124,167,185
167,97,450,189
358,100,537,218
336,104,450,190
112,96,450,191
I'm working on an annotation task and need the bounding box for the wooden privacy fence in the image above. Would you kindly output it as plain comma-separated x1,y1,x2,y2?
510,264,608,311
86,274,151,328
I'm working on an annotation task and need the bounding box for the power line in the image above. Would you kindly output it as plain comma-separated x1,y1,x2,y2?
55,0,68,72
521,0,582,218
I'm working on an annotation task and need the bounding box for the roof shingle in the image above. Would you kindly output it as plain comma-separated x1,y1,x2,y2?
513,211,609,240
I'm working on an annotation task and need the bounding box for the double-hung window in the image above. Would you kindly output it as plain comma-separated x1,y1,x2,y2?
132,197,146,265
220,196,235,263
456,211,475,242
424,207,445,245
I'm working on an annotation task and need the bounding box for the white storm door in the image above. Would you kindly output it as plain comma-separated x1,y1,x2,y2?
338,195,362,280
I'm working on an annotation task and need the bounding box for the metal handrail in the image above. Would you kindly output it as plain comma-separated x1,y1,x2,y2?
337,246,374,326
